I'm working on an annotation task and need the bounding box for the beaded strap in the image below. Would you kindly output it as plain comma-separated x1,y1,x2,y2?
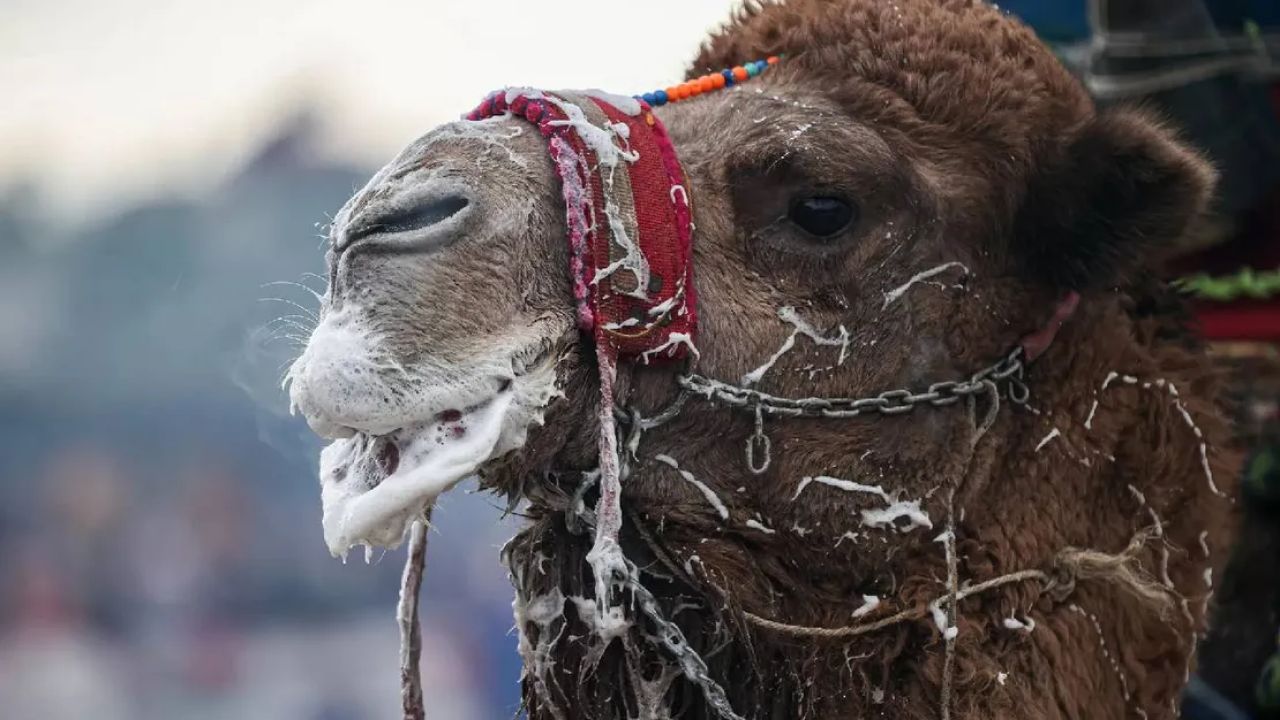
636,56,781,107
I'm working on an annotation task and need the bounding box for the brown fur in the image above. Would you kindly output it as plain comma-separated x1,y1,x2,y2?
500,2,1236,718
297,0,1239,717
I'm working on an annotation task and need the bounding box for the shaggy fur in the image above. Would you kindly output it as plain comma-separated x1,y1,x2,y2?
501,2,1236,718
294,0,1239,718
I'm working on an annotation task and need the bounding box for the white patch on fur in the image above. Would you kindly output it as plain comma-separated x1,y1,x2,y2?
851,595,881,618
881,261,970,309
583,537,633,644
513,588,572,716
745,518,776,534
1034,427,1061,452
1002,615,1036,632
683,553,703,577
795,474,930,534
793,475,891,502
654,454,729,520
742,306,850,386
929,600,958,640
433,118,530,169
861,500,932,532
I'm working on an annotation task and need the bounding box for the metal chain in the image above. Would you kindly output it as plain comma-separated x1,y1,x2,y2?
583,350,1027,715
677,347,1027,420
745,403,770,475
572,347,1029,717
563,437,746,720
624,568,747,720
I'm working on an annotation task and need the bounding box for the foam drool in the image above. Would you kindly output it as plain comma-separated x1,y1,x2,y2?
319,393,514,556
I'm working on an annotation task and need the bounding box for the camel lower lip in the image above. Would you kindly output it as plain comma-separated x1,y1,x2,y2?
319,392,515,556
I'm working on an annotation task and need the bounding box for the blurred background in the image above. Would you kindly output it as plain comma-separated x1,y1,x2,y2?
1,1,1279,719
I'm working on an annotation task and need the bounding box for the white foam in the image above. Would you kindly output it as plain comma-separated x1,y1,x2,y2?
861,500,932,531
320,393,513,555
1002,615,1036,632
793,475,891,502
1034,427,1060,452
583,89,643,116
640,332,700,365
742,306,850,386
851,595,881,618
654,454,729,520
881,262,969,309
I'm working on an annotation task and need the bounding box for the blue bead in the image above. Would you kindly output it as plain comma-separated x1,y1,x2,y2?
722,69,735,86
642,92,656,105
653,90,668,105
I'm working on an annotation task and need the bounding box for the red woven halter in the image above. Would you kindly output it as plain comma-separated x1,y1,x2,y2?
467,89,698,363
467,88,700,604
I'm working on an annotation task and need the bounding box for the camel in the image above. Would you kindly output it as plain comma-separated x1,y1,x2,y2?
285,0,1239,717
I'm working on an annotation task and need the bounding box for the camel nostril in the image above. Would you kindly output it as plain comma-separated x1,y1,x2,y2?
342,194,471,250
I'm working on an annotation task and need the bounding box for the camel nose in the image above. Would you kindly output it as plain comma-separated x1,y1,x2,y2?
336,188,472,254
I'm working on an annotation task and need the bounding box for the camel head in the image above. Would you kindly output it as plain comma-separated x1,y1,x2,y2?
287,0,1215,563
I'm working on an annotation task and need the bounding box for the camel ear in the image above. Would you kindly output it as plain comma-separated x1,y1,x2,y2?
1015,108,1216,291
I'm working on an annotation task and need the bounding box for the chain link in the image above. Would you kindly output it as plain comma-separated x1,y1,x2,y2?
624,570,747,720
578,348,1027,717
677,347,1026,421
563,448,746,720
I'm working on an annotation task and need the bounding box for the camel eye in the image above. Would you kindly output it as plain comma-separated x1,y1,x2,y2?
788,196,857,238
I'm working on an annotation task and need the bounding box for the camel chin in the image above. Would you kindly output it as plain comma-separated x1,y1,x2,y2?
286,303,564,557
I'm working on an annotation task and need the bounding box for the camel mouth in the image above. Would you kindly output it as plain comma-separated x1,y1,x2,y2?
315,345,561,558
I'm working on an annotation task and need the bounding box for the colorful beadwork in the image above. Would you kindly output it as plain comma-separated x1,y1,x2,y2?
637,56,781,106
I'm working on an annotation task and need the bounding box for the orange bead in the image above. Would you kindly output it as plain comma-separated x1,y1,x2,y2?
711,73,727,89
686,81,701,97
665,85,681,101
696,76,711,92
767,55,780,65
732,66,749,82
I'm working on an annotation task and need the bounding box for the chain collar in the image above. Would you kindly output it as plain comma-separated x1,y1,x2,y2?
617,346,1029,475
614,293,1080,474
677,346,1027,420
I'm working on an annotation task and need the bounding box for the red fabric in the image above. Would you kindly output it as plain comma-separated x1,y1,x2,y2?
1195,300,1280,341
590,99,696,357
466,90,697,363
